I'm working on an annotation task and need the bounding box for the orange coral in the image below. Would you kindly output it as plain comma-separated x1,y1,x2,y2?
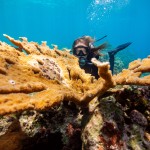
0,34,149,115
0,35,115,115
113,56,150,85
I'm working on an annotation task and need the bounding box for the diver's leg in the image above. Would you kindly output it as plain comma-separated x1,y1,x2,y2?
108,42,132,74
109,42,132,55
108,53,115,74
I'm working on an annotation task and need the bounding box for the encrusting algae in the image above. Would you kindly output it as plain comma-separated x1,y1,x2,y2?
0,34,150,115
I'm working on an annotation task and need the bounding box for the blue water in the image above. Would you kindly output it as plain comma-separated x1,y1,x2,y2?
0,0,150,60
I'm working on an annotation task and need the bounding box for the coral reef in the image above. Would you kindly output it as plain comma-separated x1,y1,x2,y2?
0,34,115,115
0,86,149,150
0,102,82,150
113,57,150,85
0,35,150,150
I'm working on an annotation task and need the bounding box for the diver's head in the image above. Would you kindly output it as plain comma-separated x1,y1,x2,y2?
73,46,90,66
72,38,91,66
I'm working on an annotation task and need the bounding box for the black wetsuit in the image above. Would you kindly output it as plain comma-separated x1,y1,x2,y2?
80,61,99,79
79,51,100,79
73,36,132,78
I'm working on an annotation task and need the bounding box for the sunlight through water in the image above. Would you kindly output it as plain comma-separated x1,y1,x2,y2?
87,0,130,21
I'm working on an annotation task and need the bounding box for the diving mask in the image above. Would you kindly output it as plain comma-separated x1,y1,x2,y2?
73,46,90,66
73,46,89,56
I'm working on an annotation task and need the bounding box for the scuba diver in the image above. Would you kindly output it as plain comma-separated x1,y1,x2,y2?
72,35,132,79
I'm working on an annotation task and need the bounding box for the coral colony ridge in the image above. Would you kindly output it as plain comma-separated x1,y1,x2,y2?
0,35,149,150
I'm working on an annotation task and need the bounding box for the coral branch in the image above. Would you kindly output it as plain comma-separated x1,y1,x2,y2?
113,56,150,85
0,82,46,94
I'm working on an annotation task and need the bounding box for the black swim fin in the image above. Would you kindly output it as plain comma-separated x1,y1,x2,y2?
108,42,132,74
